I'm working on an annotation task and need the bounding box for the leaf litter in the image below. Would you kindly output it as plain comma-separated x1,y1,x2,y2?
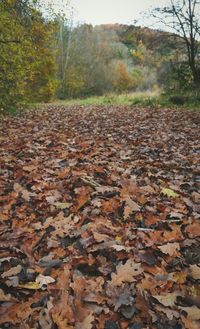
0,105,200,328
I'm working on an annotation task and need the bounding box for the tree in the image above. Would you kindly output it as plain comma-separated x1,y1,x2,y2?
0,0,57,111
154,0,200,84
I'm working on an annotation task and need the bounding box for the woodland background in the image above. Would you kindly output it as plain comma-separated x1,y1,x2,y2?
0,0,200,112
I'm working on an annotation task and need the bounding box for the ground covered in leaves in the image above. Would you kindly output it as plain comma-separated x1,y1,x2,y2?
0,105,200,329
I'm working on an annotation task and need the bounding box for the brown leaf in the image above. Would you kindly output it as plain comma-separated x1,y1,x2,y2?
1,265,22,278
123,196,140,219
158,242,180,256
186,223,200,238
181,316,200,329
153,292,179,307
188,265,200,280
0,289,17,302
110,260,143,286
179,306,200,321
23,164,38,172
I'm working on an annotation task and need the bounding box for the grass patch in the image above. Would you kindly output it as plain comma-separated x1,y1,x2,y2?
4,91,198,116
48,91,199,110
50,91,160,107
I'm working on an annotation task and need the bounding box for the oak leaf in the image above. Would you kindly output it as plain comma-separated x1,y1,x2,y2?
111,260,143,286
158,242,180,256
153,292,178,307
123,196,140,219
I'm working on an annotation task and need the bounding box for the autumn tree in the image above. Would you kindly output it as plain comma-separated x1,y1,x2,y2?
56,24,125,97
0,0,57,111
153,0,200,85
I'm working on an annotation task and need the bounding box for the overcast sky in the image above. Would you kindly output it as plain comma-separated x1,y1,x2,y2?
69,0,168,26
47,0,169,26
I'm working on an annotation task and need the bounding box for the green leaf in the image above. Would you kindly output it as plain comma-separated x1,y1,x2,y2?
161,188,179,198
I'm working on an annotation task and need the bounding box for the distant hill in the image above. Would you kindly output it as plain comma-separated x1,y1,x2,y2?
98,23,182,56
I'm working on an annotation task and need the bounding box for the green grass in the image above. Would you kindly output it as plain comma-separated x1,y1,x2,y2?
47,91,200,110
2,91,199,117
49,91,159,107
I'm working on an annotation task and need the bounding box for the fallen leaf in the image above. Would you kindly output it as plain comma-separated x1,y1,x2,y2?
54,202,72,209
181,316,200,329
123,196,140,219
186,223,200,238
153,292,178,307
156,305,180,320
18,282,40,290
158,242,180,256
161,188,179,198
0,289,17,302
36,274,55,288
188,265,200,280
179,306,200,320
111,260,143,286
76,313,94,329
1,265,22,278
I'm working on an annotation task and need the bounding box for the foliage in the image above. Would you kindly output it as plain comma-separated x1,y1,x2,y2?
113,61,132,92
54,23,181,99
161,61,199,96
0,0,57,111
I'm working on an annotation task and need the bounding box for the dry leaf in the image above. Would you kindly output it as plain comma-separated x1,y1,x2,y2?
188,265,200,280
179,306,200,321
123,196,140,219
158,242,180,256
186,223,200,238
36,274,55,288
1,265,22,278
111,260,143,286
161,188,179,198
153,292,178,307
0,289,17,302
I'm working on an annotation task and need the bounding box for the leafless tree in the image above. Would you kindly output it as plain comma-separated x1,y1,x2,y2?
154,0,200,83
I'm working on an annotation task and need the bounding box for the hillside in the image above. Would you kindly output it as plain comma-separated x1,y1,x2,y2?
99,23,181,54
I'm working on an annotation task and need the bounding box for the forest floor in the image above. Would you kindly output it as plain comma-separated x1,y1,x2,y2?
0,105,200,329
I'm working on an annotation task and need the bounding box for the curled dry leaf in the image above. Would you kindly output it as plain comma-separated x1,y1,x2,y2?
1,264,22,278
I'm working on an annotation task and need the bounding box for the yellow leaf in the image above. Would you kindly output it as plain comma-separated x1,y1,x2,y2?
161,188,179,198
54,202,72,209
18,282,40,290
115,236,122,242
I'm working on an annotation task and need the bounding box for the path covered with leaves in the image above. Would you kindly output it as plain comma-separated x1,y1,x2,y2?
0,105,200,329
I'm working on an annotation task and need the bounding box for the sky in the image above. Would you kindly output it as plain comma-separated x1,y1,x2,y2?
47,0,169,26
69,0,168,26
